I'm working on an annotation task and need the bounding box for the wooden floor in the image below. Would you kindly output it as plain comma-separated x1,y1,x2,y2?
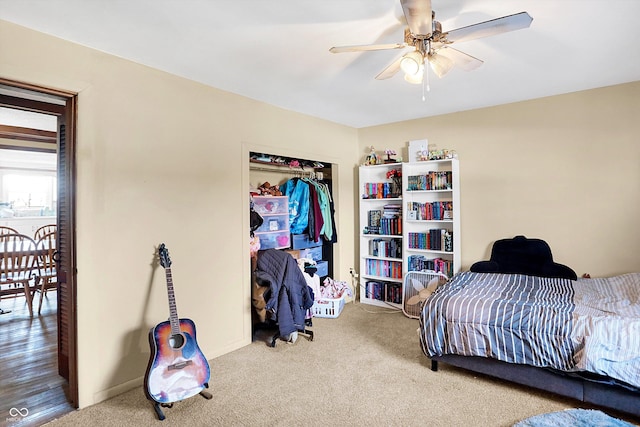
0,292,74,427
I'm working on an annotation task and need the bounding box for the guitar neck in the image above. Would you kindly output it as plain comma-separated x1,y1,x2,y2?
164,267,181,335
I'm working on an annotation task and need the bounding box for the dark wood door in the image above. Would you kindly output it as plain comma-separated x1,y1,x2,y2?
56,100,78,407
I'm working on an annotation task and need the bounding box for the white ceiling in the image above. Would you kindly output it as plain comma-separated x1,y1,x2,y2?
1,0,639,128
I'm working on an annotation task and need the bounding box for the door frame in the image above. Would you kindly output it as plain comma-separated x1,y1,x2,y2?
0,78,78,407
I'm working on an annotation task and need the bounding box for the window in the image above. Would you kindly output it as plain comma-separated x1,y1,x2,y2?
0,149,57,217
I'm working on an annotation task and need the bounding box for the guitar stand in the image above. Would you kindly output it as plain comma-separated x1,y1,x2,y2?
151,383,213,421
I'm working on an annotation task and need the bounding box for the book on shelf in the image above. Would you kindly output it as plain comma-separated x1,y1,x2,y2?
406,201,454,221
368,210,381,227
382,204,402,235
365,281,385,301
386,283,402,304
365,280,403,303
407,171,453,191
366,205,402,236
408,229,453,251
408,255,454,277
363,182,397,199
365,259,402,279
369,238,402,259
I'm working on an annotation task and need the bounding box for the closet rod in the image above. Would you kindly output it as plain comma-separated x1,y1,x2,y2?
250,165,316,176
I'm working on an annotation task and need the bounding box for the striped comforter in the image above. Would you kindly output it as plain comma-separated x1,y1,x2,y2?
419,271,640,389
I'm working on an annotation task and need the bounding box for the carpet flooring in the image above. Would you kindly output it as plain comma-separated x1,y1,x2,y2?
43,303,639,426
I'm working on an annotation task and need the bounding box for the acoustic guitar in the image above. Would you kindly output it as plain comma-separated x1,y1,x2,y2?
144,243,211,408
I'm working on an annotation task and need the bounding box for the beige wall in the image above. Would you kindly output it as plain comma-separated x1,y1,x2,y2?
358,82,640,277
1,20,358,407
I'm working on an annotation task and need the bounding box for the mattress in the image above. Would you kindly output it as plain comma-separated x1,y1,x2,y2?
419,271,640,389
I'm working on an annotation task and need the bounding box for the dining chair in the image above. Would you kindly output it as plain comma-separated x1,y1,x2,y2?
0,227,17,314
34,224,56,241
0,233,38,317
0,226,19,236
35,231,57,315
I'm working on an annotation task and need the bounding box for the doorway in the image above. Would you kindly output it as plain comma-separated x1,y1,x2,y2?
0,78,78,420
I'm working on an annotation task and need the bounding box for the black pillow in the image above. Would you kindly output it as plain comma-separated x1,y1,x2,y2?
470,235,577,280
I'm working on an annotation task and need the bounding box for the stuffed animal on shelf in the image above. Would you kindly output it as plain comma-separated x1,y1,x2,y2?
257,181,283,196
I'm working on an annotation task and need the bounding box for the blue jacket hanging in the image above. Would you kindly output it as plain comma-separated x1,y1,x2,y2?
281,178,310,234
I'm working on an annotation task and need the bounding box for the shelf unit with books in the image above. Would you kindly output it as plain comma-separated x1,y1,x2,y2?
402,159,461,279
358,163,404,309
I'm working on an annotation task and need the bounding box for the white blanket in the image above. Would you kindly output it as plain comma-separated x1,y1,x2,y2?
571,273,640,388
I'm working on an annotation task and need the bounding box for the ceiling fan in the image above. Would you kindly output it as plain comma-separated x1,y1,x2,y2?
329,0,533,84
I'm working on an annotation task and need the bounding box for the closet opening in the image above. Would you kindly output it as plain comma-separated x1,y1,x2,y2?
249,151,336,279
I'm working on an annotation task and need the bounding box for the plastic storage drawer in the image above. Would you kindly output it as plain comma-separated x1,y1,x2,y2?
291,233,322,249
257,231,290,250
252,196,288,215
316,260,328,277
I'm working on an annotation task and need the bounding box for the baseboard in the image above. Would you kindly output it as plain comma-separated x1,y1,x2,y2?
93,376,143,404
90,337,250,405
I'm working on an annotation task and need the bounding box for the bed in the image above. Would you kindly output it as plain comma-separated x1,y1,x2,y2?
419,236,640,418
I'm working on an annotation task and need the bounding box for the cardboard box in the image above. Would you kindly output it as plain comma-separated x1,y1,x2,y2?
284,249,300,259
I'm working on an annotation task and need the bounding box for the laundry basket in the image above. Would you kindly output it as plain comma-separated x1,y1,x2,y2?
402,270,449,319
312,295,345,318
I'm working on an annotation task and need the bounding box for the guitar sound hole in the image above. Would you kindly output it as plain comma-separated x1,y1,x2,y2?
169,333,185,349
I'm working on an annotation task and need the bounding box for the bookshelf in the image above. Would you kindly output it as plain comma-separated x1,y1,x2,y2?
358,163,404,309
402,159,461,279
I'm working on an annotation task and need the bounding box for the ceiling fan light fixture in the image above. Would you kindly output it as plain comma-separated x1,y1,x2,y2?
400,50,424,75
404,64,424,84
427,52,454,78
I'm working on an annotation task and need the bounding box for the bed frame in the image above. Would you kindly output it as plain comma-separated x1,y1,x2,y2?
429,236,640,419
431,355,640,419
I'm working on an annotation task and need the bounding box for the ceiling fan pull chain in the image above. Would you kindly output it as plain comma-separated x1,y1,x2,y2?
422,65,429,101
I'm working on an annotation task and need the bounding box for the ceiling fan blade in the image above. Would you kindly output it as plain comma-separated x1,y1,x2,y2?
329,43,406,53
444,11,533,44
375,55,404,80
436,46,483,72
401,0,433,37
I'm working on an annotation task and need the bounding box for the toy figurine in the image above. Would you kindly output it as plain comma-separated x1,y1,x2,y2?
365,146,378,165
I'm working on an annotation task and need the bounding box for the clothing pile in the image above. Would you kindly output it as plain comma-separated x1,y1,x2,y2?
318,277,352,300
297,257,321,301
